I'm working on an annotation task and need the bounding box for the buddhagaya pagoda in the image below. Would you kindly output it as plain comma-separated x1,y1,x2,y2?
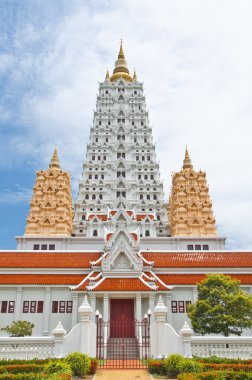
0,42,251,363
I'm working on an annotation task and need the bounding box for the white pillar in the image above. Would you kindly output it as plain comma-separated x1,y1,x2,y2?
103,293,109,321
153,295,168,357
179,321,193,358
136,293,142,321
43,287,51,335
52,321,66,358
149,293,155,322
15,287,22,321
78,295,94,355
193,287,198,302
166,292,173,325
71,293,79,327
89,294,96,322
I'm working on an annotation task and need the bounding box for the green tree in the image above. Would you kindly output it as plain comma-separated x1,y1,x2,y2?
188,274,252,336
0,320,34,337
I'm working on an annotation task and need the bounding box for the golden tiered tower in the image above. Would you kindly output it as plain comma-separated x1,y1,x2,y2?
168,148,217,236
25,148,73,236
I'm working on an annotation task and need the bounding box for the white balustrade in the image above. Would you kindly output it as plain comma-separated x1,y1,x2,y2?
192,336,252,359
0,337,54,360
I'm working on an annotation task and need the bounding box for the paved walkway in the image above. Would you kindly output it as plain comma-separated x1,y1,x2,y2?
94,370,152,380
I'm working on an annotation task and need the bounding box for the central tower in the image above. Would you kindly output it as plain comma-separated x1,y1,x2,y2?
74,42,168,238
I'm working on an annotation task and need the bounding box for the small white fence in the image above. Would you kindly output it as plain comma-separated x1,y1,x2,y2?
0,337,55,360
191,336,252,359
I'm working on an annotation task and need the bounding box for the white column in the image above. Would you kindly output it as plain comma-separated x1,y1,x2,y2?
193,286,198,302
103,293,109,321
136,293,142,321
166,292,173,325
149,293,155,322
15,287,22,320
89,294,96,322
43,287,51,335
71,293,79,327
79,296,95,356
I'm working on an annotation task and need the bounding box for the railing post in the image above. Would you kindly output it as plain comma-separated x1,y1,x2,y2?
52,321,66,358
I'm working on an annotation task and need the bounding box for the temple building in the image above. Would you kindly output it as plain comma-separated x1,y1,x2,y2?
0,42,251,351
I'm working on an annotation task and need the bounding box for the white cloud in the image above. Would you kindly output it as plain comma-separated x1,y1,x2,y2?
1,0,252,248
0,186,32,205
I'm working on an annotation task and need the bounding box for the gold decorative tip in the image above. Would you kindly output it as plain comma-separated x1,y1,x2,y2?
110,41,133,82
133,68,137,81
49,146,60,170
118,39,125,59
105,68,110,80
183,146,193,170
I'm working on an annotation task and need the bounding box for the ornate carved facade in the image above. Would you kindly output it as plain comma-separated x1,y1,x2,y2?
168,148,217,236
25,148,73,236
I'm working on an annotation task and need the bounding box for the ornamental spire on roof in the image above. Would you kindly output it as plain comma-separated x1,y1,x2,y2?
183,146,193,170
49,146,60,170
105,68,110,81
110,40,133,82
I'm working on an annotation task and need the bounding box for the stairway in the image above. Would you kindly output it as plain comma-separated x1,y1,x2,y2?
106,337,140,359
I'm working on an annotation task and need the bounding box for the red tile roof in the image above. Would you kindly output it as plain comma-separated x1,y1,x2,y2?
0,272,251,288
142,252,252,268
0,252,101,268
158,274,252,285
0,274,83,285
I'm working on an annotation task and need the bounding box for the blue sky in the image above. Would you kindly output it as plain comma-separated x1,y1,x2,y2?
1,0,252,249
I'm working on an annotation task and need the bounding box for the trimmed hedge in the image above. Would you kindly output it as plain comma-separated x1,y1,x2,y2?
0,374,71,380
0,364,44,374
194,356,252,365
202,364,252,372
178,371,252,380
0,359,51,366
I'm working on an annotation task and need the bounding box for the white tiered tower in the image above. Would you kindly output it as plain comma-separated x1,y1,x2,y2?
74,42,169,238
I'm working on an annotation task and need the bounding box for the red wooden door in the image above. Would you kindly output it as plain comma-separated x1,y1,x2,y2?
110,299,134,338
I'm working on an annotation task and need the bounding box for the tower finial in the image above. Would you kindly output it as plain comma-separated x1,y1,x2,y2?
49,146,60,170
133,68,137,81
105,68,110,81
183,146,193,170
110,40,132,82
118,39,124,59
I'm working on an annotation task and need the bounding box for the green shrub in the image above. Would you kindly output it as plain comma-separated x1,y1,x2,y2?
164,353,185,378
88,358,98,375
147,359,166,374
43,361,72,375
179,358,202,374
65,352,91,377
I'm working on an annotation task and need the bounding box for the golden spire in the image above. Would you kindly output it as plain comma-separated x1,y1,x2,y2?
183,146,193,170
133,68,137,81
105,68,110,81
110,40,133,82
118,39,125,59
49,146,60,170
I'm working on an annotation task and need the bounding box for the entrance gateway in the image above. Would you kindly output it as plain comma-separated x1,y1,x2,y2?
96,299,151,369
